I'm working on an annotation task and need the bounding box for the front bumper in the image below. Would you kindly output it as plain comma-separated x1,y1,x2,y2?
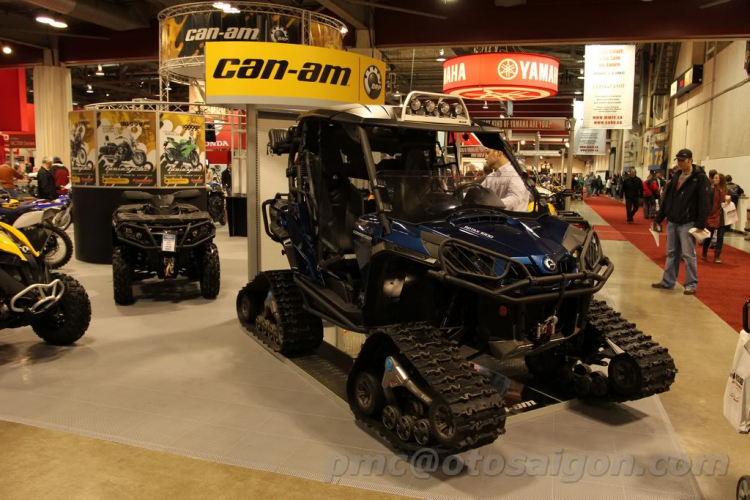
427,231,613,304
10,278,64,314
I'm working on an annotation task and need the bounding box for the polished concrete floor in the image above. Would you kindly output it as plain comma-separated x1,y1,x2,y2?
0,205,747,499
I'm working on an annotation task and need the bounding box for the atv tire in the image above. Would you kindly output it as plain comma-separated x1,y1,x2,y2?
200,243,220,299
112,245,134,305
32,273,91,345
43,224,73,269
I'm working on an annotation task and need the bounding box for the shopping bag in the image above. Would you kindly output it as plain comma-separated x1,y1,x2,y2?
724,330,750,433
723,202,738,226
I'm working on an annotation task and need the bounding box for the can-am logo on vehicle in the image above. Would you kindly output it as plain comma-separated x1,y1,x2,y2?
213,59,351,86
20,245,30,254
363,65,382,99
269,25,289,43
543,257,556,271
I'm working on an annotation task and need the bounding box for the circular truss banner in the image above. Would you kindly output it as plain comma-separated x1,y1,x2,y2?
443,53,559,101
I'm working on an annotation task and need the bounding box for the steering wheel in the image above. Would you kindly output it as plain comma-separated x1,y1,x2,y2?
453,182,493,201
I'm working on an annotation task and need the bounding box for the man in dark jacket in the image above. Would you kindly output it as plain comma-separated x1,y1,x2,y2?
221,164,232,196
622,169,643,222
651,149,711,295
37,157,58,200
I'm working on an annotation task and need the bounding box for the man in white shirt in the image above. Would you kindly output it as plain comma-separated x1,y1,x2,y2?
480,149,530,211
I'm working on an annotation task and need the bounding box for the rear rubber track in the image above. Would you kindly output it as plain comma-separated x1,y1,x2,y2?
239,270,323,355
586,299,677,402
351,323,506,457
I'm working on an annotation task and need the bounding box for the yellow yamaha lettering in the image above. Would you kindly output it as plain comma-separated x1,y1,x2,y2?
205,42,385,107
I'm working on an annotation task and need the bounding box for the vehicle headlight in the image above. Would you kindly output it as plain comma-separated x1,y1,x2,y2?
200,225,208,235
454,103,465,116
192,229,199,237
124,227,133,237
424,100,436,114
135,232,143,240
409,98,421,112
438,102,451,116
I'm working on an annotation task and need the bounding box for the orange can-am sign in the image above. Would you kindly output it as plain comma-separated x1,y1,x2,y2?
443,53,559,101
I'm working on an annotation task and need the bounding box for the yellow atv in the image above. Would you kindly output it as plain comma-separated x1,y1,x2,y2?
0,214,91,345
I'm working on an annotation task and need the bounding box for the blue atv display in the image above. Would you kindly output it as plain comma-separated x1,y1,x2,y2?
236,93,676,456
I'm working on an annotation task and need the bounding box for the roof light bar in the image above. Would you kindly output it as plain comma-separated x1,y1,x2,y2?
400,91,471,125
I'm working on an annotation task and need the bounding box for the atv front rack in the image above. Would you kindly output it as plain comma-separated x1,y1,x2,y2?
10,278,64,314
427,234,613,304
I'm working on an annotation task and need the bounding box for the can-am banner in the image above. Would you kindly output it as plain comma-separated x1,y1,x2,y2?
583,45,636,130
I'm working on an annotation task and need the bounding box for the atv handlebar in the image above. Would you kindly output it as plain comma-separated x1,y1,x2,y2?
428,237,613,305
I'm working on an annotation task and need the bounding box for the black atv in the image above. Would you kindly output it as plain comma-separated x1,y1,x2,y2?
111,190,220,305
236,92,676,456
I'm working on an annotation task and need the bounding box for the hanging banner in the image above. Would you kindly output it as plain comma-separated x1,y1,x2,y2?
159,113,206,187
443,52,559,101
572,100,606,155
96,110,157,187
644,125,669,171
583,45,636,129
205,41,386,107
69,111,97,185
485,118,569,131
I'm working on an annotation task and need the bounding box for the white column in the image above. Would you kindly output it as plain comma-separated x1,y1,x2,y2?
246,105,259,280
33,66,72,162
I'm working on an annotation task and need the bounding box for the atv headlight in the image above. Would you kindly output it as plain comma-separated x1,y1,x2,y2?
454,103,465,117
192,229,199,237
409,98,422,113
200,225,209,235
438,102,451,116
135,232,143,240
124,227,133,238
424,100,436,114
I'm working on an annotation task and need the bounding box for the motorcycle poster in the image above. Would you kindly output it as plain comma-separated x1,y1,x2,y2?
96,110,157,187
69,110,96,185
159,113,206,187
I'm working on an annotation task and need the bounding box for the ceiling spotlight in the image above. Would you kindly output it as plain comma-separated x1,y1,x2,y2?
578,76,585,79
565,142,571,148
340,26,348,35
394,90,401,96
483,101,488,109
50,20,68,28
574,91,582,95
36,15,54,24
439,48,445,56
436,56,446,62
86,84,93,94
105,93,110,97
500,114,505,118
2,46,11,55
521,140,526,145
96,64,104,76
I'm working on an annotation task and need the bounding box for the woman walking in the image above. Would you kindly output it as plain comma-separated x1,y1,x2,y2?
702,173,730,264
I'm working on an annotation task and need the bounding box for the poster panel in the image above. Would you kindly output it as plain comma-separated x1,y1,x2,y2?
159,113,206,187
96,110,157,187
583,45,636,129
69,111,96,185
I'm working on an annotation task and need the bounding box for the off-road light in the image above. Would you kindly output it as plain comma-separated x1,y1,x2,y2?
409,99,422,112
124,227,133,237
424,100,436,114
438,102,451,116
454,103,465,116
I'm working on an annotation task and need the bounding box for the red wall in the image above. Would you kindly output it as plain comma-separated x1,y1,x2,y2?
0,68,35,133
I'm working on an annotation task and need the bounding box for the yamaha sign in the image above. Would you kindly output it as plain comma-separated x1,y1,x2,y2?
443,53,559,101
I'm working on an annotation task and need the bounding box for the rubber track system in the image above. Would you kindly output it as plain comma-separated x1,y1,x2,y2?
587,300,677,402
238,270,323,355
350,323,506,456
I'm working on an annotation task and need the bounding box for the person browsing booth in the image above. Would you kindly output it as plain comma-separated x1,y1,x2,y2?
480,149,529,212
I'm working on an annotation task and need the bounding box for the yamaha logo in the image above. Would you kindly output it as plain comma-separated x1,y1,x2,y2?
363,65,382,99
497,58,519,80
543,257,556,271
270,25,290,43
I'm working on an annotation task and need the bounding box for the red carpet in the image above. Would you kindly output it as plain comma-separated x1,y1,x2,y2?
584,196,749,332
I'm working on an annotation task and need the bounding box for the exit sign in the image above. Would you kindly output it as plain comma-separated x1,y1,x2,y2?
670,65,703,99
